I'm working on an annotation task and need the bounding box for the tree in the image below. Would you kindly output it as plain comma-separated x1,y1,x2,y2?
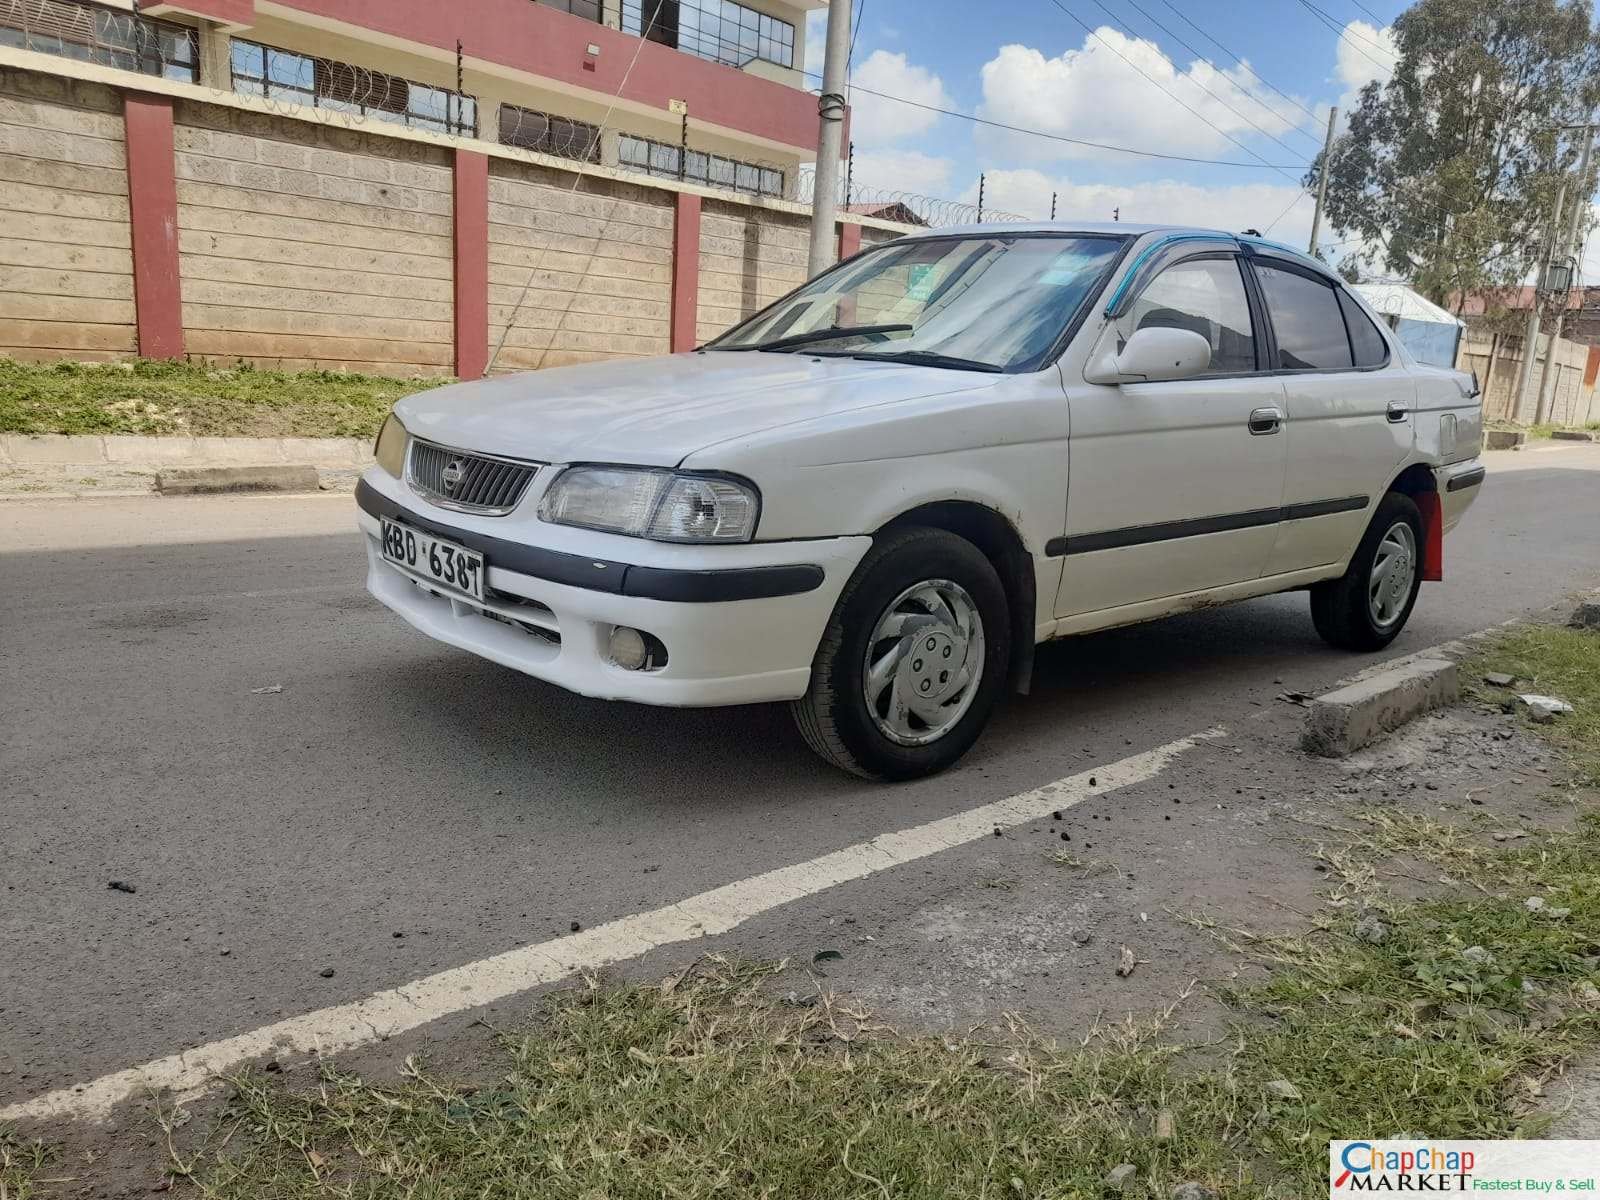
1313,0,1600,306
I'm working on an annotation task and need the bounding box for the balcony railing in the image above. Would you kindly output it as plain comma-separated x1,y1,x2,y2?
230,38,477,138
618,132,783,198
0,0,197,82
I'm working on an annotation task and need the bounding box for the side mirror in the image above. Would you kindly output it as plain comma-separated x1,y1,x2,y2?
1084,326,1212,385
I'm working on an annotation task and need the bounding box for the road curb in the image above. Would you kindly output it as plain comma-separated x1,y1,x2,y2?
156,465,323,495
1550,430,1596,442
1301,657,1460,757
0,434,372,468
1484,430,1527,451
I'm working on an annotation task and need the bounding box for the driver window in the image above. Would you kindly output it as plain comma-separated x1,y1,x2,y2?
1124,257,1257,374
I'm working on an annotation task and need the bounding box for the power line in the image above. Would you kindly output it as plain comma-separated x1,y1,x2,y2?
1263,188,1312,235
802,69,1304,167
1113,0,1325,148
1295,0,1395,76
1153,0,1324,127
1038,0,1304,181
1345,0,1390,27
1074,0,1317,161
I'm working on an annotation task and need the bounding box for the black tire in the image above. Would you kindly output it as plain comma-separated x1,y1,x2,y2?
792,526,1011,781
1310,491,1425,652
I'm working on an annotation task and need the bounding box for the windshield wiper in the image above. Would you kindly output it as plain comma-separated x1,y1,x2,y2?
723,324,913,353
846,349,1004,373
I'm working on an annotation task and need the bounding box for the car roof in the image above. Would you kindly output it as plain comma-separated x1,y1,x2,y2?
893,221,1340,282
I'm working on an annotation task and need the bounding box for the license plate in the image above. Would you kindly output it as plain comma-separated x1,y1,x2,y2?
380,518,485,602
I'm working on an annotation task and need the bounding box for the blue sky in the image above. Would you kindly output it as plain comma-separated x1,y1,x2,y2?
804,0,1405,258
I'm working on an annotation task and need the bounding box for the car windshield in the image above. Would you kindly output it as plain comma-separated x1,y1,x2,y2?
709,234,1126,372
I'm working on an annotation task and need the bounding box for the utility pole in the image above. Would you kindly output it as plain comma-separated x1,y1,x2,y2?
1514,181,1566,421
805,0,851,277
1536,123,1596,425
1308,105,1338,256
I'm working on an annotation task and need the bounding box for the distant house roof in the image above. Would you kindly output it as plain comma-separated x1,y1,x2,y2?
842,201,928,227
1354,283,1464,327
1451,285,1583,316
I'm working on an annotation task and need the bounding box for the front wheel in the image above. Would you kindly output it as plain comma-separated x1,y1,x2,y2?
792,527,1011,781
1310,492,1424,652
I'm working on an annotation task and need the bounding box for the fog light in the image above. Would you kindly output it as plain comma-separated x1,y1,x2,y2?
608,626,649,671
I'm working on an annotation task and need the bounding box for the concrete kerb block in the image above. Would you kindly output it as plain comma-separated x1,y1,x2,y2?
1485,430,1527,451
3,435,108,465
1571,598,1600,631
102,435,200,464
279,437,372,468
1550,430,1597,442
190,436,291,464
156,465,321,495
1302,658,1460,757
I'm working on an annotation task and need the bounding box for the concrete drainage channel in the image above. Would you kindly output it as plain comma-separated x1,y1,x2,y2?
0,434,371,498
155,465,324,495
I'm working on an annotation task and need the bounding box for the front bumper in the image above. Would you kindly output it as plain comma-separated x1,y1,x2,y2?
356,472,871,707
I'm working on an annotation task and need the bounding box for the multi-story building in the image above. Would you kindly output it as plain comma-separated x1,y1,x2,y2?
3,0,829,198
0,0,907,378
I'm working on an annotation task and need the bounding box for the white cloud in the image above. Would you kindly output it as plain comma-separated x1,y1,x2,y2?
847,49,953,146
804,9,826,79
848,147,956,199
977,29,1315,165
1335,19,1399,110
962,168,1318,248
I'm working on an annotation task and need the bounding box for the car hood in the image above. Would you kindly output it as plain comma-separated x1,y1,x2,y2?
393,351,995,467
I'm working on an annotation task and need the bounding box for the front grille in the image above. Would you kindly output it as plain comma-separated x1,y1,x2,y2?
407,439,541,514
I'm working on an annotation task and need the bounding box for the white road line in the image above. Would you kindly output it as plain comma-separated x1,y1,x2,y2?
2,727,1223,1125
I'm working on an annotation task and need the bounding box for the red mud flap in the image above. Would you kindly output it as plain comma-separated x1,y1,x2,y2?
1419,490,1443,581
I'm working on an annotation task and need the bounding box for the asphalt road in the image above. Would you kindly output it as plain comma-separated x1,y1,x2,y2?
3,444,1598,1108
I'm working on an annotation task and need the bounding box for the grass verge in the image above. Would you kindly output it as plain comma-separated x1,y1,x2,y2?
166,849,1600,1194
0,1130,52,1200
1467,624,1600,785
86,627,1600,1198
0,359,446,440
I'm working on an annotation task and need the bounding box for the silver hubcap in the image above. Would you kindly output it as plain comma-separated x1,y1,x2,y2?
1368,521,1417,628
862,579,985,747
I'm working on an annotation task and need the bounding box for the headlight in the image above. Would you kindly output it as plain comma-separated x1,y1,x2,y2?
374,414,407,479
538,466,759,543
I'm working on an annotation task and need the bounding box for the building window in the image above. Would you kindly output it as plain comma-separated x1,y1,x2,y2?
534,0,603,20
621,0,794,70
0,0,197,82
230,39,477,138
499,104,601,162
618,133,783,197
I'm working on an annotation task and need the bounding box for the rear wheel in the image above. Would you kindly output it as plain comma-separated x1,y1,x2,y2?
1310,492,1424,651
792,527,1010,781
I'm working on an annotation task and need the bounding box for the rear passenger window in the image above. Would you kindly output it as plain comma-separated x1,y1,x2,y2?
1129,257,1257,374
1337,289,1389,367
1256,265,1353,370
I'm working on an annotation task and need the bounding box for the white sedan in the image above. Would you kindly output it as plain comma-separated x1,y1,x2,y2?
357,222,1484,780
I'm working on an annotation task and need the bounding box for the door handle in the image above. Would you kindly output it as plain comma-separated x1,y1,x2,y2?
1386,401,1410,423
1248,407,1284,435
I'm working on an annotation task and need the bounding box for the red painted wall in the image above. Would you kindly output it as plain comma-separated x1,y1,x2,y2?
452,150,489,379
272,0,825,154
838,220,861,260
123,93,184,359
671,192,701,353
142,0,256,27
